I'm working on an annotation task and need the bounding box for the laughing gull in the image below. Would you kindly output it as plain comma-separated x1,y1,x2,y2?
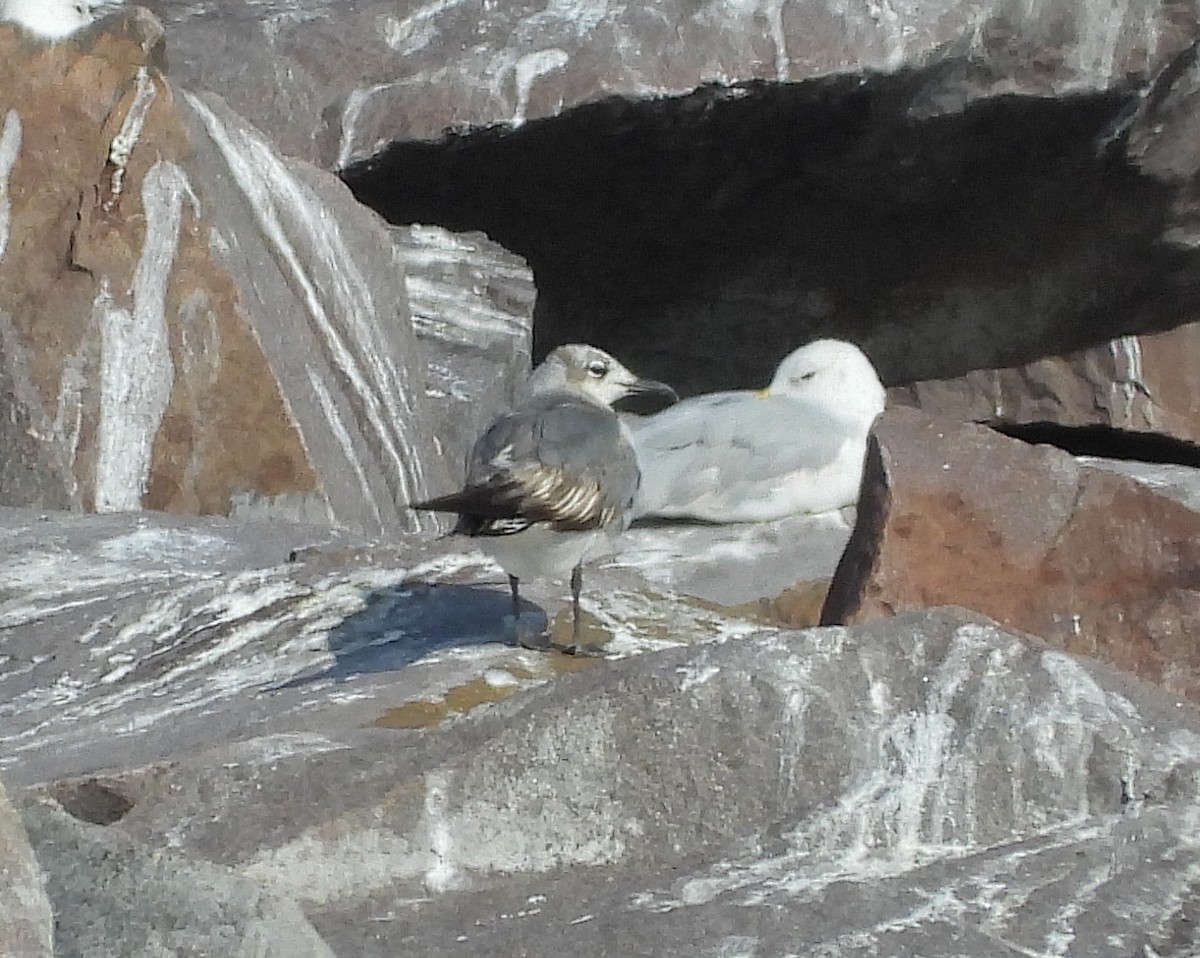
410,344,677,650
629,339,886,523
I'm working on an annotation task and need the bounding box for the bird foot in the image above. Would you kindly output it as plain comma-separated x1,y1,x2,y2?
553,641,608,658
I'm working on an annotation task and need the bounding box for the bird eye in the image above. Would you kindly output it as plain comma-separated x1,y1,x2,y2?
586,361,609,378
800,371,817,381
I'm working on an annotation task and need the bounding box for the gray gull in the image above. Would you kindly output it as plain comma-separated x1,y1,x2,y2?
410,343,677,651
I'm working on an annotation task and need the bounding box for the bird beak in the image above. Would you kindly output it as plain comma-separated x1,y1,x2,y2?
755,388,771,399
626,377,679,404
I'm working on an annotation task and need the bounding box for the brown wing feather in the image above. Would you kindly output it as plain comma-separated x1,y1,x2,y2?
409,392,639,535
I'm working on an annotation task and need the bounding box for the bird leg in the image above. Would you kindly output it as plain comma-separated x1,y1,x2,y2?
508,574,550,651
570,563,582,644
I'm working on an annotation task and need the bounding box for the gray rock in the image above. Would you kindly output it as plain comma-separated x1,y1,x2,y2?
24,608,1200,957
395,223,535,473
0,504,768,787
19,795,335,958
0,778,53,958
180,90,449,535
138,0,1200,424
139,0,1193,165
894,323,1200,447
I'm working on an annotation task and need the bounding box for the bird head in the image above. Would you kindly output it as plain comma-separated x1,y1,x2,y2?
766,339,886,423
524,344,678,409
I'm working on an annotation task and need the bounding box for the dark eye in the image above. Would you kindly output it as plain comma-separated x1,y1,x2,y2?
587,361,609,378
800,371,817,381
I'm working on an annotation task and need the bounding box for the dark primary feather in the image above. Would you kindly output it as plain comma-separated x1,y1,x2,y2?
409,392,640,536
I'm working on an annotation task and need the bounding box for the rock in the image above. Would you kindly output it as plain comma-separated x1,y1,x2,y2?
822,406,1200,701
19,794,336,958
395,223,535,471
131,0,1200,415
613,511,852,614
893,325,1200,445
0,504,766,787
18,608,1200,956
0,778,53,958
0,12,446,533
140,0,1194,165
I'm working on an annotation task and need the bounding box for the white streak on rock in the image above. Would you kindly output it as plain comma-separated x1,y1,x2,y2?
1068,0,1130,84
1108,334,1152,428
306,365,384,530
678,662,721,692
382,0,472,55
334,83,390,171
184,94,431,528
105,67,158,212
94,161,198,512
244,704,627,903
543,0,610,31
764,0,789,81
865,0,905,72
423,769,461,893
512,49,570,128
400,224,533,346
0,109,20,264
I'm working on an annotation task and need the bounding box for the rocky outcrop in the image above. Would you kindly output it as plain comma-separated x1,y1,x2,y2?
0,11,447,533
10,596,1200,957
130,0,1200,430
823,406,1200,700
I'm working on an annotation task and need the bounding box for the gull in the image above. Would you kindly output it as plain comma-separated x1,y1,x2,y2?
0,0,123,40
629,339,886,523
410,344,677,651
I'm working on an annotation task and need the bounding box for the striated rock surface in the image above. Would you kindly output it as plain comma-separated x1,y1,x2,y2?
0,505,766,787
12,605,1200,957
396,223,535,471
0,12,446,533
823,406,1200,700
0,779,53,958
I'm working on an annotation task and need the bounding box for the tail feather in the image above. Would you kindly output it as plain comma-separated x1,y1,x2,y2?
408,483,525,520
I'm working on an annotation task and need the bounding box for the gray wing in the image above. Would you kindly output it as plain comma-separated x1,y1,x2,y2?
629,392,850,514
437,392,639,533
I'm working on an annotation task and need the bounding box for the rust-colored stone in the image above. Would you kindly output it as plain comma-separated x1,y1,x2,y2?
823,406,1200,700
0,14,317,516
894,324,1200,444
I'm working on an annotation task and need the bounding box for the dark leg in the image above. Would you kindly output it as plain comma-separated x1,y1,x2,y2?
570,563,582,644
508,574,520,619
509,574,549,650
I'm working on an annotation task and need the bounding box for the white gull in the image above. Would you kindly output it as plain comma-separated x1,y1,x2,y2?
629,338,886,523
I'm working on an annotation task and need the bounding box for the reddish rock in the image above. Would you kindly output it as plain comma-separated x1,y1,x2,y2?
893,325,1200,444
0,12,446,533
822,406,1200,700
0,15,316,517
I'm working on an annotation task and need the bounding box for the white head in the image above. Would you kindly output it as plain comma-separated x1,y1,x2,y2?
522,343,678,408
0,0,122,40
767,339,886,423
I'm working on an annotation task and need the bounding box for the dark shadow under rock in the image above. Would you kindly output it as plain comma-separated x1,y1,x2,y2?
343,76,1194,396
